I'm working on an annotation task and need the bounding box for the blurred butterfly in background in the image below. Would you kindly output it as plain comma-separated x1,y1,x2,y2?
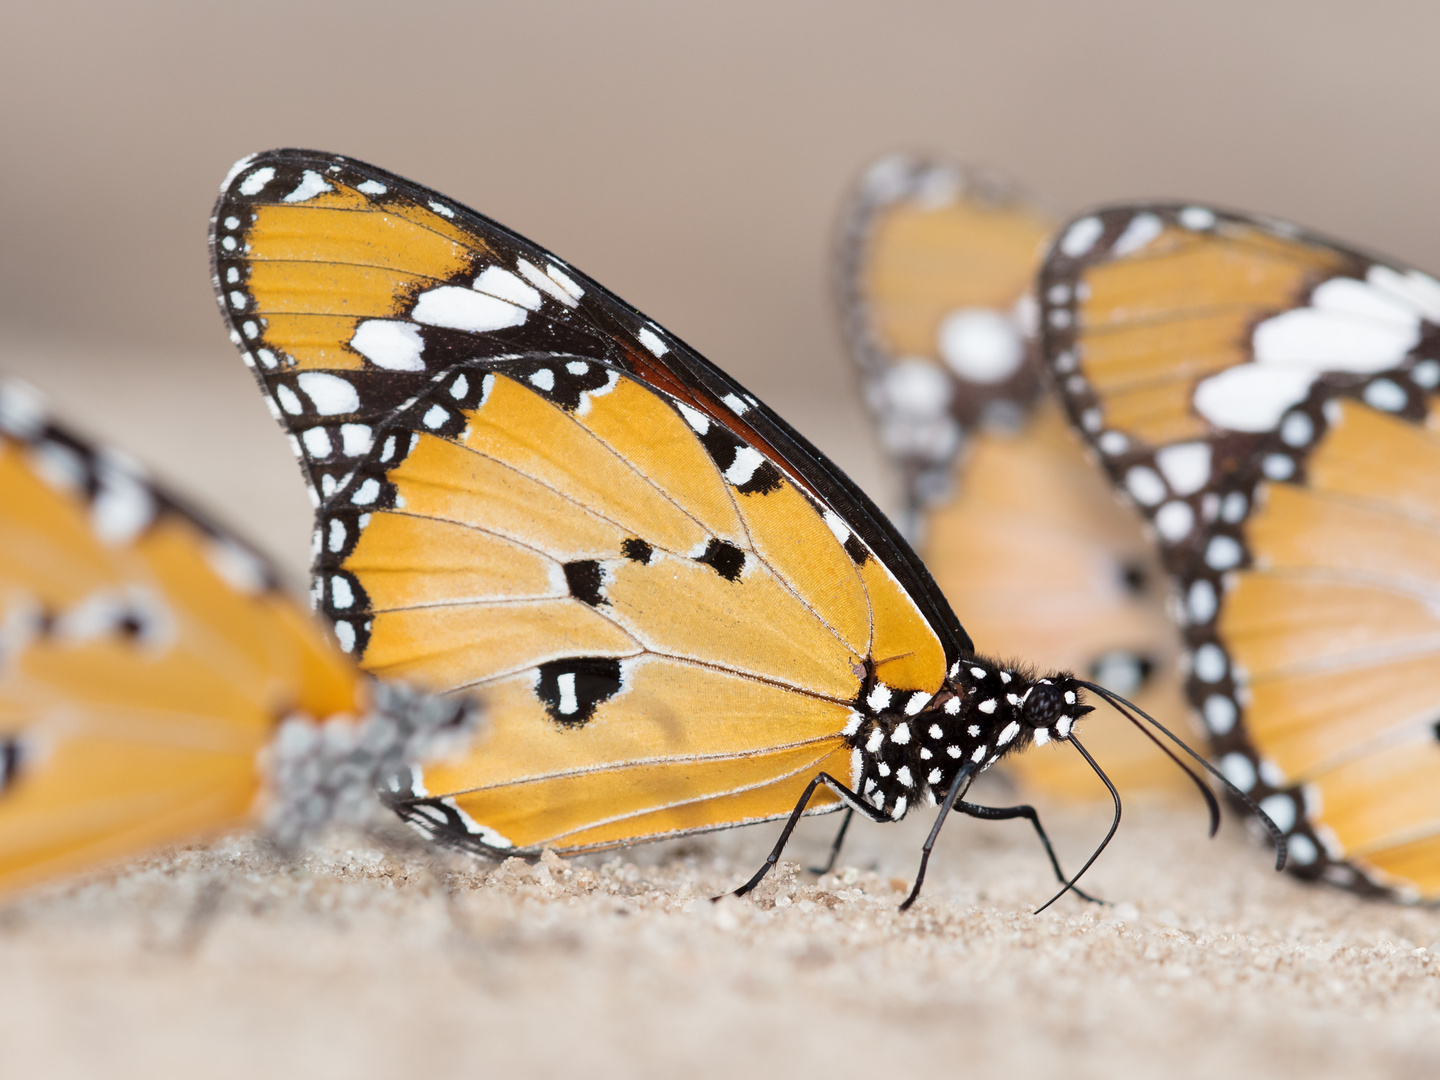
208,149,1275,908
0,382,476,894
835,155,1192,801
1038,203,1440,900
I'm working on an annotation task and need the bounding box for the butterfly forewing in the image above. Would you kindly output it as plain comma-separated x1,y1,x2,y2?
1039,203,1440,898
214,150,965,659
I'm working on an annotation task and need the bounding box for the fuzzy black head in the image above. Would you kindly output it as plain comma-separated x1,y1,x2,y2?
1023,675,1093,731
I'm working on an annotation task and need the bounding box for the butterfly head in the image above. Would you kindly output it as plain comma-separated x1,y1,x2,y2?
1018,674,1093,745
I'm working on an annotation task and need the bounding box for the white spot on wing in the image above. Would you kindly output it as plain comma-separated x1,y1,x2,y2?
474,267,542,311
0,382,45,438
1193,643,1227,682
1220,752,1256,791
557,672,579,715
339,424,372,456
1110,212,1163,257
1178,206,1216,230
351,478,381,505
283,170,332,203
1058,216,1103,258
724,446,765,486
1154,442,1211,495
1154,500,1194,541
351,320,425,371
1194,365,1317,432
637,327,668,356
297,372,360,416
91,469,155,545
412,286,528,333
275,384,303,415
301,427,332,458
546,264,584,301
675,402,710,434
237,167,276,196
206,540,269,593
1124,466,1166,506
333,620,356,652
517,259,578,308
937,309,1024,383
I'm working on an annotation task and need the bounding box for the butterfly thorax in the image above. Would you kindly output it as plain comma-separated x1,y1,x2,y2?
843,658,1092,820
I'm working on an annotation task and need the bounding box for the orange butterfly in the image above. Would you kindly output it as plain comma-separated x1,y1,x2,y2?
210,150,1279,907
0,381,476,893
836,155,1191,800
1038,203,1440,900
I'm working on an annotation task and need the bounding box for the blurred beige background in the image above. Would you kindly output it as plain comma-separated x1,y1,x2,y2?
5,0,1440,577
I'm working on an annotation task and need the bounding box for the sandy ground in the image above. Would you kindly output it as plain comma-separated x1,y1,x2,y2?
4,780,1439,1080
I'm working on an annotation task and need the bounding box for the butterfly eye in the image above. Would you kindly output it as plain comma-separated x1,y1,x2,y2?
1022,683,1065,727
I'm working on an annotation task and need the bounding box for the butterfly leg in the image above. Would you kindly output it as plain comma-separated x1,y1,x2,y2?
725,774,888,900
808,808,855,875
956,801,1104,904
899,762,978,911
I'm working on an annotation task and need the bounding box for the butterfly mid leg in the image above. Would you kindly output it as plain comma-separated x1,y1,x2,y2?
724,774,891,900
808,808,855,875
956,801,1104,904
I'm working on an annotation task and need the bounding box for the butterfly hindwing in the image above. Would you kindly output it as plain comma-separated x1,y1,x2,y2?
0,382,364,891
314,353,958,853
1039,204,1440,898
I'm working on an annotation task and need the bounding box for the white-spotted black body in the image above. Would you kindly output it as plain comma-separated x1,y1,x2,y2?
844,657,1094,820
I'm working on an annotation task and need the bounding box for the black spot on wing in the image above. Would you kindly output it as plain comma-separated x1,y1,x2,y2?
734,458,783,496
696,538,745,581
1119,561,1149,596
536,657,623,728
563,560,606,606
843,533,871,566
0,738,22,795
621,538,653,564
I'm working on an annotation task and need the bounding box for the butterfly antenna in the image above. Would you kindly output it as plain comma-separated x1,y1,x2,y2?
1033,734,1119,915
1087,684,1220,836
1076,679,1288,871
